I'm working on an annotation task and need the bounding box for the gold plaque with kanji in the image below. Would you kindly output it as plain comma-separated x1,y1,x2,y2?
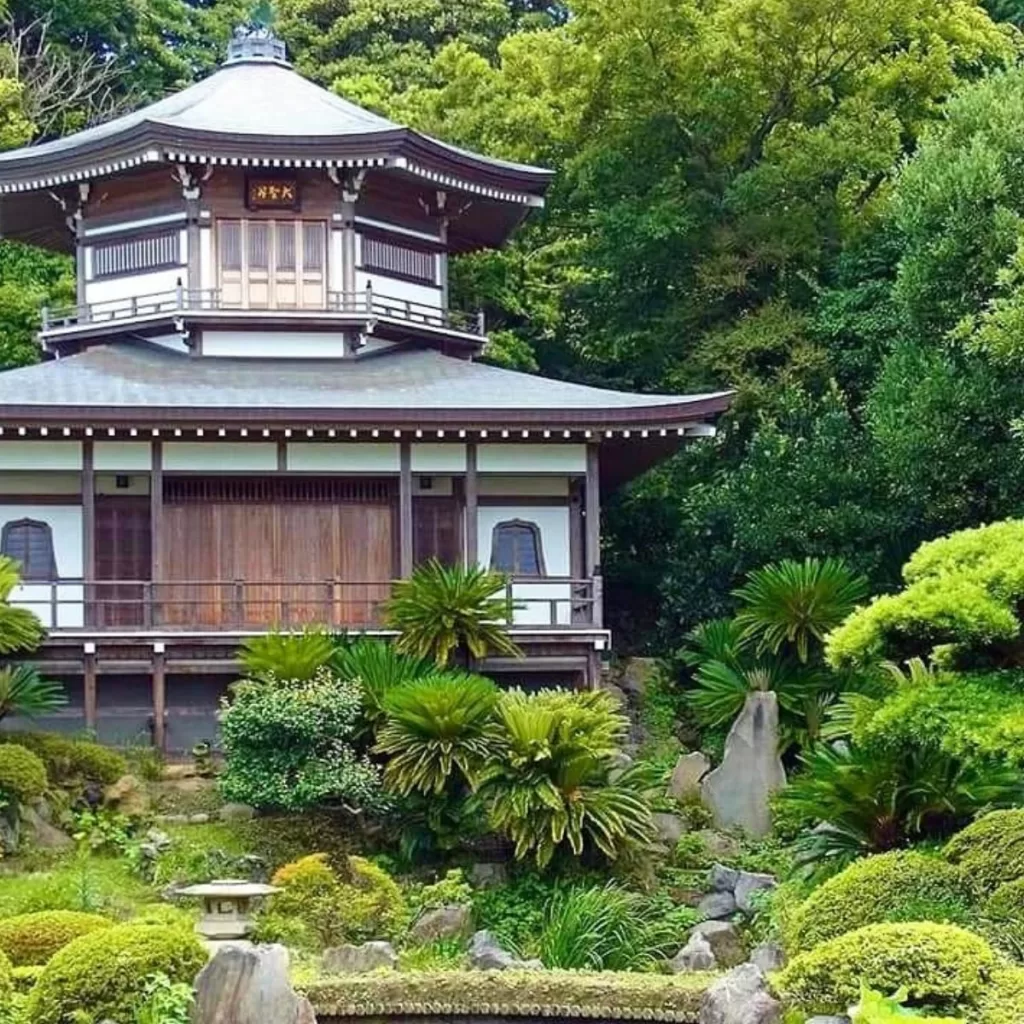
245,177,299,210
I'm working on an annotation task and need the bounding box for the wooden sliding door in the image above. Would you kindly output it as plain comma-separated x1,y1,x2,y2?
94,497,151,627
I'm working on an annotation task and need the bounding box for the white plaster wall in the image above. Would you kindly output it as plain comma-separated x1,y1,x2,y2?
203,331,350,359
0,443,82,471
412,444,466,473
355,270,442,311
163,443,277,471
0,473,79,495
330,225,344,293
84,267,184,310
478,476,570,497
477,504,571,626
96,474,150,496
0,504,83,629
478,445,586,474
94,442,152,471
286,443,400,472
200,223,214,292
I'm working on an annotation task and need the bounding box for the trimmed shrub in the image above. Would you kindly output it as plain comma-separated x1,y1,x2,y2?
1,733,126,787
301,969,709,1021
0,910,112,966
27,924,206,1024
11,963,42,994
0,743,46,803
944,809,1024,895
981,966,1024,1024
786,852,973,951
776,922,999,1015
984,877,1024,921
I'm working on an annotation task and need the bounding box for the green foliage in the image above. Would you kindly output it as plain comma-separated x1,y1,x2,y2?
478,689,656,867
0,558,45,656
827,521,1024,670
408,869,473,915
979,966,1024,1024
133,971,194,1024
385,560,521,667
785,852,973,952
375,673,499,795
779,742,1023,875
0,667,65,724
397,939,467,971
218,668,383,811
0,949,13,1010
11,963,42,994
332,638,434,728
0,911,112,967
943,809,1024,896
470,872,561,955
849,985,964,1024
776,922,999,1016
26,924,206,1024
537,884,683,971
0,743,46,804
1,733,127,789
269,854,408,948
239,629,337,682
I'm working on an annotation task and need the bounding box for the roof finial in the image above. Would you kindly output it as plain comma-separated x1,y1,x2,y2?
225,2,289,66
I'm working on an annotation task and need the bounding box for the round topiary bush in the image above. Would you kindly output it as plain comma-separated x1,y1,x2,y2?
0,911,113,966
26,924,207,1024
786,851,973,951
980,966,1024,1024
944,809,1024,896
776,922,999,1015
0,744,47,803
0,733,126,788
984,877,1024,922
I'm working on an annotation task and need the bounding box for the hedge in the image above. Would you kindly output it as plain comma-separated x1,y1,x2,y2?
0,733,126,788
0,910,112,966
775,922,998,1015
26,924,207,1024
301,970,710,1022
785,852,972,951
943,810,1024,895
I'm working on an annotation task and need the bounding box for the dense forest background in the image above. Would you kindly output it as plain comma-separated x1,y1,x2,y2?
4,0,1024,653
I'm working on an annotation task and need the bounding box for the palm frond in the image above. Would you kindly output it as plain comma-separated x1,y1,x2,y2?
0,665,66,721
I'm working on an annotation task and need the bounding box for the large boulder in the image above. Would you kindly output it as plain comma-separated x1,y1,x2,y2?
697,891,736,920
192,943,315,1024
322,942,398,974
409,905,473,943
653,812,687,846
699,964,782,1024
469,863,508,889
21,805,72,850
709,864,740,894
668,932,717,973
667,752,712,802
103,775,150,817
701,693,787,838
692,921,746,968
734,872,776,914
749,942,786,973
219,803,256,822
468,930,542,971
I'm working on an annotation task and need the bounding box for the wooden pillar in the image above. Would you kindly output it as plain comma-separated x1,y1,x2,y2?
465,442,478,567
82,439,95,628
585,443,602,627
152,643,166,752
83,644,97,733
151,441,163,625
399,441,413,577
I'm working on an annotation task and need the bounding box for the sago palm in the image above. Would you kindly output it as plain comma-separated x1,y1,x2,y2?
239,628,336,681
0,665,66,722
0,557,46,655
374,672,499,795
385,560,521,666
332,638,434,727
733,557,869,663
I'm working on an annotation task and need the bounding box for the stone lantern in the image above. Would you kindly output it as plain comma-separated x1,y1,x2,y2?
177,879,279,944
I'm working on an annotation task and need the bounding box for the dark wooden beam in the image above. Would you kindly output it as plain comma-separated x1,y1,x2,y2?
399,441,413,576
465,442,478,567
585,443,600,576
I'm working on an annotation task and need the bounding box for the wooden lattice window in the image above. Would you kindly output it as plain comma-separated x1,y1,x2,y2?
361,236,436,284
92,231,180,278
0,518,57,581
490,519,545,577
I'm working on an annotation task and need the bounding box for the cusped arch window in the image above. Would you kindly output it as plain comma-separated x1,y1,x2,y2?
490,519,546,577
0,519,57,581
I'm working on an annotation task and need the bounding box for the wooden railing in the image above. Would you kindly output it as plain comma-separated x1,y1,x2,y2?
13,577,600,631
40,285,485,337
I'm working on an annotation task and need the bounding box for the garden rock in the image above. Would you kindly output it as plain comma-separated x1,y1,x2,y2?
220,803,256,822
667,751,711,802
469,862,508,888
699,964,782,1024
468,930,542,971
21,805,72,850
701,692,787,838
0,812,19,854
669,932,717,972
409,904,473,943
322,942,398,974
696,830,741,861
653,811,687,845
734,872,776,913
749,942,786,972
692,921,746,968
709,863,740,893
697,891,736,920
192,943,315,1024
103,774,150,817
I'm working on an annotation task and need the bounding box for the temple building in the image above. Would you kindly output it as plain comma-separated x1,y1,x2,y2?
0,25,729,751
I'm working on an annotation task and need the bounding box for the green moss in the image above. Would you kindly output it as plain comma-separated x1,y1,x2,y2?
0,911,112,966
786,852,973,951
776,922,999,1015
301,969,709,1021
0,745,47,803
26,924,206,1024
943,809,1024,895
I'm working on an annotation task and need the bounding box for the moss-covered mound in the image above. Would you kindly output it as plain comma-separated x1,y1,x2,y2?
302,970,710,1022
26,924,206,1024
944,809,1024,895
0,910,112,966
786,851,972,951
776,922,998,1016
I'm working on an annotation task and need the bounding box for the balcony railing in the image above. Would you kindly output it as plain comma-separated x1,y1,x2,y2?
40,286,486,337
13,577,600,632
